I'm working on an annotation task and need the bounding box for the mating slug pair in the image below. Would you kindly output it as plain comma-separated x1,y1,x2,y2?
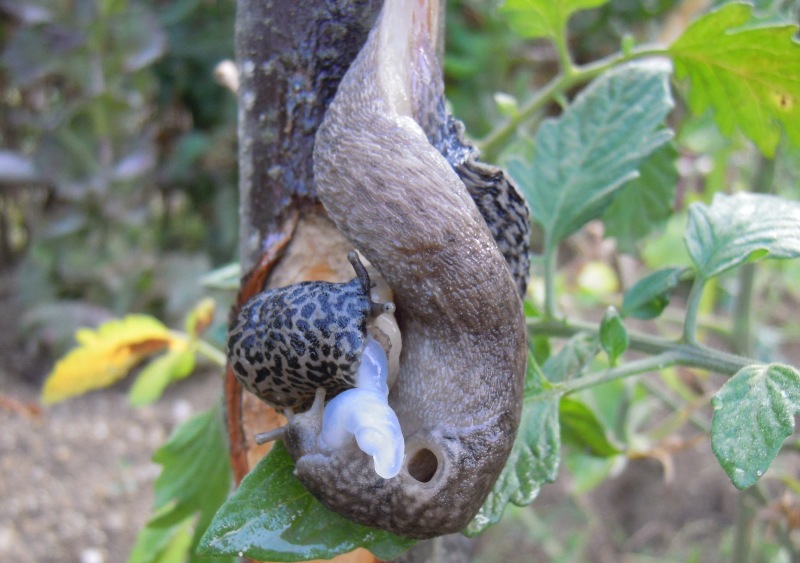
227,0,529,540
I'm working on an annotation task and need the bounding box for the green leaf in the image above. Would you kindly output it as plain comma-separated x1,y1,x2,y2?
542,332,600,383
711,363,800,489
509,61,673,252
599,307,628,365
603,143,678,253
669,3,800,157
621,267,687,319
465,357,561,536
685,192,800,280
500,0,609,40
560,397,621,457
141,406,232,560
129,348,196,406
197,441,415,561
128,519,193,563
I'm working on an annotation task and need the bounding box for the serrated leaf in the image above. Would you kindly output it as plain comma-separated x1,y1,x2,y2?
500,0,609,40
622,267,687,319
128,348,196,406
133,405,233,563
509,60,674,252
198,441,415,561
465,357,561,536
669,3,800,157
560,397,622,457
41,315,185,404
685,192,800,280
128,519,193,563
711,363,800,489
603,143,678,253
599,307,628,365
542,332,600,383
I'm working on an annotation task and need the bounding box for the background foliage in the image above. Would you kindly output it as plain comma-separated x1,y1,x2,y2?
4,0,800,562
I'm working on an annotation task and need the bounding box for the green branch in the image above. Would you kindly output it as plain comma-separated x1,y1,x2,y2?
682,276,706,345
195,339,227,368
476,46,668,159
529,317,755,391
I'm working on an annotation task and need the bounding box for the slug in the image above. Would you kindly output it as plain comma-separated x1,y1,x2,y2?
305,0,526,539
228,252,405,478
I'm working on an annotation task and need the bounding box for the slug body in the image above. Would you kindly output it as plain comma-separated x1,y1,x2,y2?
288,0,528,539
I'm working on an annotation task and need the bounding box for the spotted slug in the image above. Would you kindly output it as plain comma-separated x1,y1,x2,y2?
228,0,529,540
228,252,404,478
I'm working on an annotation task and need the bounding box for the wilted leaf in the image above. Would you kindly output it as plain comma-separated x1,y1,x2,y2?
198,441,415,561
622,267,687,319
128,348,196,406
509,60,674,252
670,3,800,156
42,315,184,404
500,0,609,40
603,143,678,253
711,364,800,489
685,193,800,280
185,298,216,337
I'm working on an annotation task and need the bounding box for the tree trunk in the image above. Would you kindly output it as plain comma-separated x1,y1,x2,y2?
228,1,473,561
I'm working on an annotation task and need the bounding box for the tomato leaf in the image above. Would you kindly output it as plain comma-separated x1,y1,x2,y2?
685,192,800,280
711,364,800,489
670,2,800,156
560,397,622,458
509,60,673,252
599,307,628,365
197,441,415,562
603,143,678,253
500,0,609,40
621,267,687,319
131,405,233,563
465,355,561,536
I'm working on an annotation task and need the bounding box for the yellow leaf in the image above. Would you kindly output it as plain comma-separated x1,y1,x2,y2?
41,315,187,405
185,298,216,338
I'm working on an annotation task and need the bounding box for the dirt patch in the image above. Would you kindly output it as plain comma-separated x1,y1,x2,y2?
0,265,224,563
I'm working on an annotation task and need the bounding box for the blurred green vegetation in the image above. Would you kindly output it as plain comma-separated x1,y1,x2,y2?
0,0,237,354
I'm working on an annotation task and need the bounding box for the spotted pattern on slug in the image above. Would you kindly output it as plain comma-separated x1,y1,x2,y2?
227,276,370,411
429,111,531,298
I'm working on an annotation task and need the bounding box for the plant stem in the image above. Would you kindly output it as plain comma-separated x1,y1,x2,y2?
476,46,668,159
559,351,681,394
733,488,756,563
732,154,775,356
682,276,706,345
195,339,227,367
543,239,558,319
529,318,754,383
